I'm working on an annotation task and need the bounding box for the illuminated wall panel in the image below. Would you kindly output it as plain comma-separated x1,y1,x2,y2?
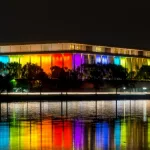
73,53,82,69
143,58,148,66
41,54,52,74
114,56,120,65
0,123,9,150
132,58,138,72
63,53,72,69
64,121,72,149
0,56,9,64
148,59,150,66
20,55,31,66
52,54,63,68
126,58,131,72
121,57,126,68
102,56,108,64
31,55,41,66
9,55,20,63
138,58,143,69
96,55,101,64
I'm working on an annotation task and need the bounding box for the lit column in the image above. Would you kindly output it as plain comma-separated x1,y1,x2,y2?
62,53,64,68
51,54,53,67
73,53,75,70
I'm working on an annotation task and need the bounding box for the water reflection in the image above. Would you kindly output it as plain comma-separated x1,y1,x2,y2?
0,100,150,149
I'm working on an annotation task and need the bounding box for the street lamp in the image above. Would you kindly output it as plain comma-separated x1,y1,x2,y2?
143,87,147,90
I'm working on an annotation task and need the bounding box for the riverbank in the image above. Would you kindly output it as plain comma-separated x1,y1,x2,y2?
0,92,150,101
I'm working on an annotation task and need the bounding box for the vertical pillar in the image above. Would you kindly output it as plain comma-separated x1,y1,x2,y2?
81,53,83,65
73,53,75,70
51,55,53,67
81,53,83,73
131,57,133,79
29,55,31,64
88,54,90,64
62,53,64,68
94,54,96,64
40,55,42,68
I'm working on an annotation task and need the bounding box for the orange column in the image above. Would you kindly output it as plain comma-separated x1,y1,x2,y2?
52,54,63,68
41,54,52,74
64,53,73,69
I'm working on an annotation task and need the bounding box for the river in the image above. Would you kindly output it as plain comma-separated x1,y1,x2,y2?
0,100,149,149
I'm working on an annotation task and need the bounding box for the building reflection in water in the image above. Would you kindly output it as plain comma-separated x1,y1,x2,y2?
0,100,150,149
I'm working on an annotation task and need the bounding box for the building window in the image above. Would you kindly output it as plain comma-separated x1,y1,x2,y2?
125,50,129,54
70,44,75,50
131,50,135,55
96,47,102,52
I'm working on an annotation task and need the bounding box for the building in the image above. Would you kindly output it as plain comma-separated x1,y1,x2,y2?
0,42,150,74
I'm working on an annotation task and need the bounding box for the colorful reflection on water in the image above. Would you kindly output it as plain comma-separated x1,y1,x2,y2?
0,100,150,149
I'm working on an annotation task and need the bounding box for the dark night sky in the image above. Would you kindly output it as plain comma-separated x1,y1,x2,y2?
0,1,150,49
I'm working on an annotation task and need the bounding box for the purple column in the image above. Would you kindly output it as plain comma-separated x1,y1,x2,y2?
73,53,82,69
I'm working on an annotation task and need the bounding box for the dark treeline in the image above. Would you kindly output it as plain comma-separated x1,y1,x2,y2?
0,61,149,93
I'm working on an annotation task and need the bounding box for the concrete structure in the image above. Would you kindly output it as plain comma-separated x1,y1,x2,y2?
0,42,150,74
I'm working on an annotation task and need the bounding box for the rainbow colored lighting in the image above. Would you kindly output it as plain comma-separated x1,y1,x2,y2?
102,56,107,64
63,53,72,69
96,55,101,64
114,56,120,65
0,56,9,64
73,53,82,69
0,53,150,75
121,57,126,68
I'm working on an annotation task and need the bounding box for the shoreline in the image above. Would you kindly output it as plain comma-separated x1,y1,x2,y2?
0,93,150,101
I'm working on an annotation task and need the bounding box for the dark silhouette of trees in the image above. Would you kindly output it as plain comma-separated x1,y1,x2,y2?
6,62,22,78
22,63,47,80
0,74,14,93
135,65,150,80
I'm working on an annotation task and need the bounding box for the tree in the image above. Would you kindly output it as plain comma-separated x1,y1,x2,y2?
135,65,150,80
105,64,128,80
21,63,48,91
6,62,22,78
22,63,47,80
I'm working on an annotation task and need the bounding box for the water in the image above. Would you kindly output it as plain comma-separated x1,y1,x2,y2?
0,100,150,149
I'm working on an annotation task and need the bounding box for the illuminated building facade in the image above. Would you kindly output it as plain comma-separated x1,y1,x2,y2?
0,42,150,74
